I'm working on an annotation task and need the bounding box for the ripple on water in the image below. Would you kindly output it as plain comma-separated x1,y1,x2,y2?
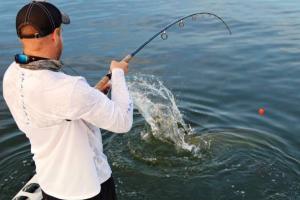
0,137,34,199
108,124,300,199
106,74,300,199
1,0,300,199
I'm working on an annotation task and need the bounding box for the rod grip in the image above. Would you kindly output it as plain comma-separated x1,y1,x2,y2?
95,73,111,92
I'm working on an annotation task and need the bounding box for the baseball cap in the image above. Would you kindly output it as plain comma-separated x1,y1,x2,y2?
16,1,70,39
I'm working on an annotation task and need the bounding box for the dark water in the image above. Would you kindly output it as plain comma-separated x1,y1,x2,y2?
1,0,300,199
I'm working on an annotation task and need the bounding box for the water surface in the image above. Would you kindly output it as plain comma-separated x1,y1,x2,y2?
0,0,300,199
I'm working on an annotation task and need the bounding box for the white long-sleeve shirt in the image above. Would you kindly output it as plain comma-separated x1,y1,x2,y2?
2,62,133,199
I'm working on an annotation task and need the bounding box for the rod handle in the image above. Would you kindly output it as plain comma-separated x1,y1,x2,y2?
95,73,111,92
122,54,133,63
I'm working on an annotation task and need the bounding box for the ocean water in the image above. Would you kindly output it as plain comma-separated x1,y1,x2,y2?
0,0,300,199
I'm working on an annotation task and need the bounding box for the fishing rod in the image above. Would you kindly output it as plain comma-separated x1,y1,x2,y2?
96,12,232,89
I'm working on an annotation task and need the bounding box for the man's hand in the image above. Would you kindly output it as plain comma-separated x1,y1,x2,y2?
94,60,128,94
110,60,128,74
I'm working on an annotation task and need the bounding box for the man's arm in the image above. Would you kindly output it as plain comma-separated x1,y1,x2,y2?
66,61,133,133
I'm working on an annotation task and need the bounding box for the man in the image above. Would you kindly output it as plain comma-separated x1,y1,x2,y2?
3,1,133,200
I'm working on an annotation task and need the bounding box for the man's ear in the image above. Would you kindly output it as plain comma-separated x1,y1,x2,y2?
51,28,60,45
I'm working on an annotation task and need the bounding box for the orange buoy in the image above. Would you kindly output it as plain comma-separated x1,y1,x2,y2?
258,108,265,116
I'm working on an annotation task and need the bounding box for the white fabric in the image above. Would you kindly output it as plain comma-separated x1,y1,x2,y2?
3,62,133,199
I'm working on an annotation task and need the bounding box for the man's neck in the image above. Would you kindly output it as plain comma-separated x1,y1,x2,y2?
23,49,59,60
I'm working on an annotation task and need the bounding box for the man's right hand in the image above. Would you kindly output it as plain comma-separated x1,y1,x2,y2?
110,60,128,74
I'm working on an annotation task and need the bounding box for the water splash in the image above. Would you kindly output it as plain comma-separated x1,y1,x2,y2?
128,74,210,154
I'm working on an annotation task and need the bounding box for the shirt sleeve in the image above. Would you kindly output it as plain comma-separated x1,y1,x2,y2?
67,69,133,133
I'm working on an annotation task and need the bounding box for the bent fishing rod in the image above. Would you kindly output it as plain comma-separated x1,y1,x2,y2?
95,12,232,89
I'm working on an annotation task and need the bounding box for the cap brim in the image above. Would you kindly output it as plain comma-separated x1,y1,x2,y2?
61,12,70,24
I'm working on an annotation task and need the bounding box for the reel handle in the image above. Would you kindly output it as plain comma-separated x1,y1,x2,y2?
95,54,132,93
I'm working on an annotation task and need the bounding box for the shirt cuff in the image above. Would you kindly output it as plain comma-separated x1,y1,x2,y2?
111,68,125,86
111,68,125,76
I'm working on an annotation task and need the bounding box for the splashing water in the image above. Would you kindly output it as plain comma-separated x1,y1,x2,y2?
128,74,209,154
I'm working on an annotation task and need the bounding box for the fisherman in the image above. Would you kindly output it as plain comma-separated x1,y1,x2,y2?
3,1,133,199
